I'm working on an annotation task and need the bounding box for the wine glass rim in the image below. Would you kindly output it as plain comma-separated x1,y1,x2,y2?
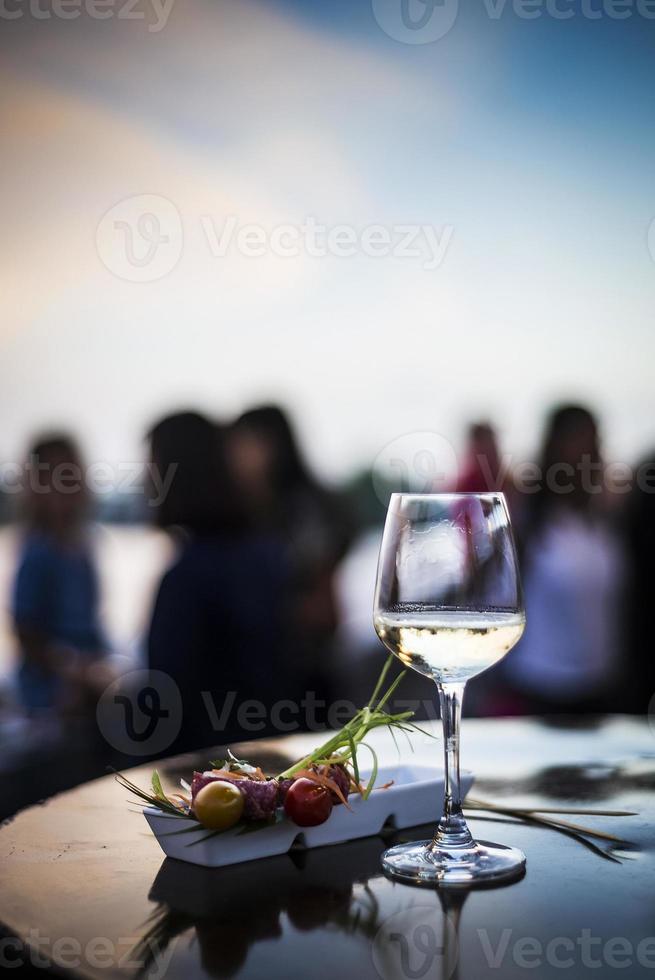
388,491,507,502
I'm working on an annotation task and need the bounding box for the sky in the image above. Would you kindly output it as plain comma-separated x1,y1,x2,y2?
0,0,654,480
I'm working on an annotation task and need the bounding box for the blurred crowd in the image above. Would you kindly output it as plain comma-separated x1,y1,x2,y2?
1,403,653,816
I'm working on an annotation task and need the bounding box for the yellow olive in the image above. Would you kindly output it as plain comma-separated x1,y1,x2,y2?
194,780,245,831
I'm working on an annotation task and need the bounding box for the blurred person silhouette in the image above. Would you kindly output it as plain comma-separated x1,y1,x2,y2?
455,422,505,494
12,434,110,716
147,411,291,753
453,421,522,714
624,452,655,713
503,404,625,714
228,405,353,703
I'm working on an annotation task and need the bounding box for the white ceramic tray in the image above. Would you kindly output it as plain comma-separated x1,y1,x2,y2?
144,764,474,867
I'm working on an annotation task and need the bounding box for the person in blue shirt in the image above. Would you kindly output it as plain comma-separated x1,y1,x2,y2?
12,435,109,714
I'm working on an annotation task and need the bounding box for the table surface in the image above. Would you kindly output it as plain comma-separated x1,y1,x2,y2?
1,716,654,980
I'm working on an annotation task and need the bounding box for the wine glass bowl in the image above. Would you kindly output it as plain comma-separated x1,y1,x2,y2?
374,493,526,886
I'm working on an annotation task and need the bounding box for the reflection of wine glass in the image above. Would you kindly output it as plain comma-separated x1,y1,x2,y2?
374,493,526,886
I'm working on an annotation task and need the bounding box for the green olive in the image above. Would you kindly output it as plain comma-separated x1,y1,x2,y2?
194,780,245,831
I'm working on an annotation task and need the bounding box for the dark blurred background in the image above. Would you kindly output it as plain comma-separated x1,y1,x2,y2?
0,0,654,818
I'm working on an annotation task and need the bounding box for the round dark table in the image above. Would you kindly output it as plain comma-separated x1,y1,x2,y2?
1,717,654,979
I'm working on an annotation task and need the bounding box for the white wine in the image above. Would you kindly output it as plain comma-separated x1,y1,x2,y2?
374,607,525,683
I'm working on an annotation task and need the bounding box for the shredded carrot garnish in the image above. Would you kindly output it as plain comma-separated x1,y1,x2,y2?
294,769,354,811
167,793,190,810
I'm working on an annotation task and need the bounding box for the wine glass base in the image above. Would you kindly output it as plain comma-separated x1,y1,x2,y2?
382,839,526,888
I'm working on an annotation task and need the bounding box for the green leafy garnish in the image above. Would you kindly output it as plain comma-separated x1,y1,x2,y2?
276,656,430,797
150,770,167,802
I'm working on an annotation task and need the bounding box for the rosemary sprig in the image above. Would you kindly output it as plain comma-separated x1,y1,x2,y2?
116,771,188,818
466,802,637,817
464,796,636,861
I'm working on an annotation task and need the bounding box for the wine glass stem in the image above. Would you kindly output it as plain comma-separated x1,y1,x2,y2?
433,682,474,848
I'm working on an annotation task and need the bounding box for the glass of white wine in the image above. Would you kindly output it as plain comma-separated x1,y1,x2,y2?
374,492,526,886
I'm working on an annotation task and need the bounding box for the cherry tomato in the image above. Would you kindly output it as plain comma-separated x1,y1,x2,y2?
194,780,244,831
283,778,333,827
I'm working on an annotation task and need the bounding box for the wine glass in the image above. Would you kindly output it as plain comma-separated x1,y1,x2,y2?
374,492,526,886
